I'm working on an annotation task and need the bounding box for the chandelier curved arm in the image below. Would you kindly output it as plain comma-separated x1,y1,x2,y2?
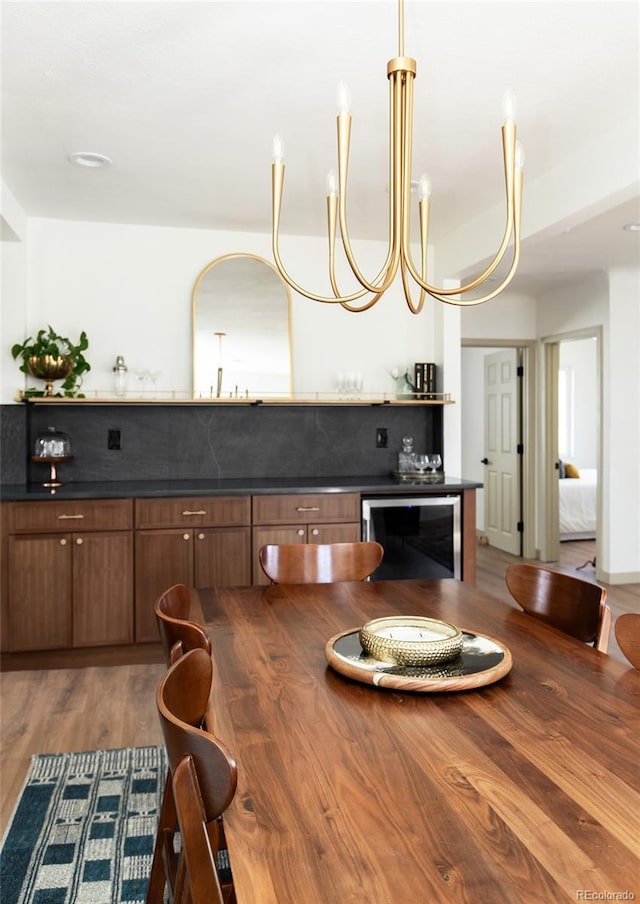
427,168,523,305
334,109,401,295
400,189,429,314
400,257,427,314
429,242,521,306
402,122,519,296
339,291,386,313
272,161,385,304
327,177,396,310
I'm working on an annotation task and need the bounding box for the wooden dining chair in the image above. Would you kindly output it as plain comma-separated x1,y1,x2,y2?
171,753,234,904
148,588,216,904
146,644,215,904
155,583,211,665
505,562,611,652
258,540,384,584
614,613,640,668
148,647,237,904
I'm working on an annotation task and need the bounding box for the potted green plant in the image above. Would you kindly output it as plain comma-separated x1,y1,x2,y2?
11,325,91,397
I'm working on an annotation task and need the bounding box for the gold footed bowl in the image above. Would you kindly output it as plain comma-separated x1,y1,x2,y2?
27,355,73,396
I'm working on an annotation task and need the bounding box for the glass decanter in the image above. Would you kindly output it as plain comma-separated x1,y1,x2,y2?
398,436,416,474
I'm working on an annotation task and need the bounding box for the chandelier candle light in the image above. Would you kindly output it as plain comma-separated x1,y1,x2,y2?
271,0,524,314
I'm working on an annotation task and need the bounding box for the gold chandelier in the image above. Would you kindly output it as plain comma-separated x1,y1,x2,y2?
271,0,523,314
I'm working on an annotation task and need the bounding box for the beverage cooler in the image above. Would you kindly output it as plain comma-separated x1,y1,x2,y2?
362,495,461,580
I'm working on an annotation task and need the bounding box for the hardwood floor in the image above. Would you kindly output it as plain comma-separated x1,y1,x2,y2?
1,539,638,837
0,661,166,836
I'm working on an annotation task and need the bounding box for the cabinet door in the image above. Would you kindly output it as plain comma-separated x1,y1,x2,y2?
307,523,361,544
252,525,308,585
135,529,194,643
72,531,134,647
7,534,72,651
194,527,251,588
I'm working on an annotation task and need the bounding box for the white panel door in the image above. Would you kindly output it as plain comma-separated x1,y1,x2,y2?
483,349,522,555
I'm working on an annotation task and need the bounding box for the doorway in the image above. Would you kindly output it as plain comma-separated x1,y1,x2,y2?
483,348,523,555
542,328,602,566
461,340,536,559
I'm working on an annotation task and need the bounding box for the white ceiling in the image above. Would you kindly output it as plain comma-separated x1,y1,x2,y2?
2,0,639,296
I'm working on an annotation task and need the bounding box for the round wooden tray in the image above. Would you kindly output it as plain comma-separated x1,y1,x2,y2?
325,628,512,692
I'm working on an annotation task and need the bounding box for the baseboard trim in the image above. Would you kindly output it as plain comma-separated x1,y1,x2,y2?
599,569,640,585
0,642,164,672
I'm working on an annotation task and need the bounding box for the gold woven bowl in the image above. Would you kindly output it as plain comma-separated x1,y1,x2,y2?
359,616,464,667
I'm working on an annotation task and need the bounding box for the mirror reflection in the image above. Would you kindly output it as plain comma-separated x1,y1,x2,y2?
192,253,293,398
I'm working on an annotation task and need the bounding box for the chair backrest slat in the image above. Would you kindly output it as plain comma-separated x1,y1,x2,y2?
155,583,212,665
259,541,383,584
505,562,611,652
615,613,640,669
157,648,238,820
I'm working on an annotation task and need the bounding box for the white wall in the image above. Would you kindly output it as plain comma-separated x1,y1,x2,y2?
603,267,640,582
2,217,451,404
1,181,28,403
461,291,538,341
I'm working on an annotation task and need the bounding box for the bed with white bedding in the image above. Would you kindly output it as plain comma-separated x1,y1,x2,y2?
559,467,597,540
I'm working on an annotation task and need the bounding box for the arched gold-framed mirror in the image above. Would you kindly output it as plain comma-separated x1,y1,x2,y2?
192,253,293,399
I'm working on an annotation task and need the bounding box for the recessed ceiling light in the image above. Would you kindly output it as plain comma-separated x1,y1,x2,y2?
68,152,112,168
622,222,640,232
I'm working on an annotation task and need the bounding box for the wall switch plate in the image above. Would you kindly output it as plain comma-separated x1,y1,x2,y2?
108,428,122,450
376,428,388,448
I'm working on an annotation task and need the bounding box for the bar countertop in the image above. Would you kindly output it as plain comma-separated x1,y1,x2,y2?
0,475,482,502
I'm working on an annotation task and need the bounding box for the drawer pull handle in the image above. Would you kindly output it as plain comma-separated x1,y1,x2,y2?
76,537,84,545
57,513,85,520
60,538,67,546
182,510,207,516
198,533,205,540
183,533,191,541
311,528,319,536
296,506,320,512
297,529,305,536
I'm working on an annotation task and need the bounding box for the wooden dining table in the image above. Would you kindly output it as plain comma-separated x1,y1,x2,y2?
197,578,640,904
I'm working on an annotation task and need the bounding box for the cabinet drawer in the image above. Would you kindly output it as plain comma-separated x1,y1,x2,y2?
135,496,251,529
252,493,360,525
8,499,133,533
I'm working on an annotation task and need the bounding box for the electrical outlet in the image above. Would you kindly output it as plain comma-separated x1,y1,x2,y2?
376,428,388,448
108,428,122,450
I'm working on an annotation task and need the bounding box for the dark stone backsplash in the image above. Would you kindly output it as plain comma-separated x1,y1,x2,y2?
1,403,443,486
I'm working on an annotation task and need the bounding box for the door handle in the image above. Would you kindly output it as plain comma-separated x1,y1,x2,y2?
480,457,489,465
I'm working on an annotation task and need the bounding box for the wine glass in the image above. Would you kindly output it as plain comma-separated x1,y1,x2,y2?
428,454,442,473
414,454,429,474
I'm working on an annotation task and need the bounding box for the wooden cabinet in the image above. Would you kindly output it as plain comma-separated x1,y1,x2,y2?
252,493,361,584
0,485,477,662
3,500,133,652
134,497,251,642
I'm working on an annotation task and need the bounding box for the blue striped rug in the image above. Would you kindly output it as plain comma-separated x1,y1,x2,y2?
0,746,167,904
